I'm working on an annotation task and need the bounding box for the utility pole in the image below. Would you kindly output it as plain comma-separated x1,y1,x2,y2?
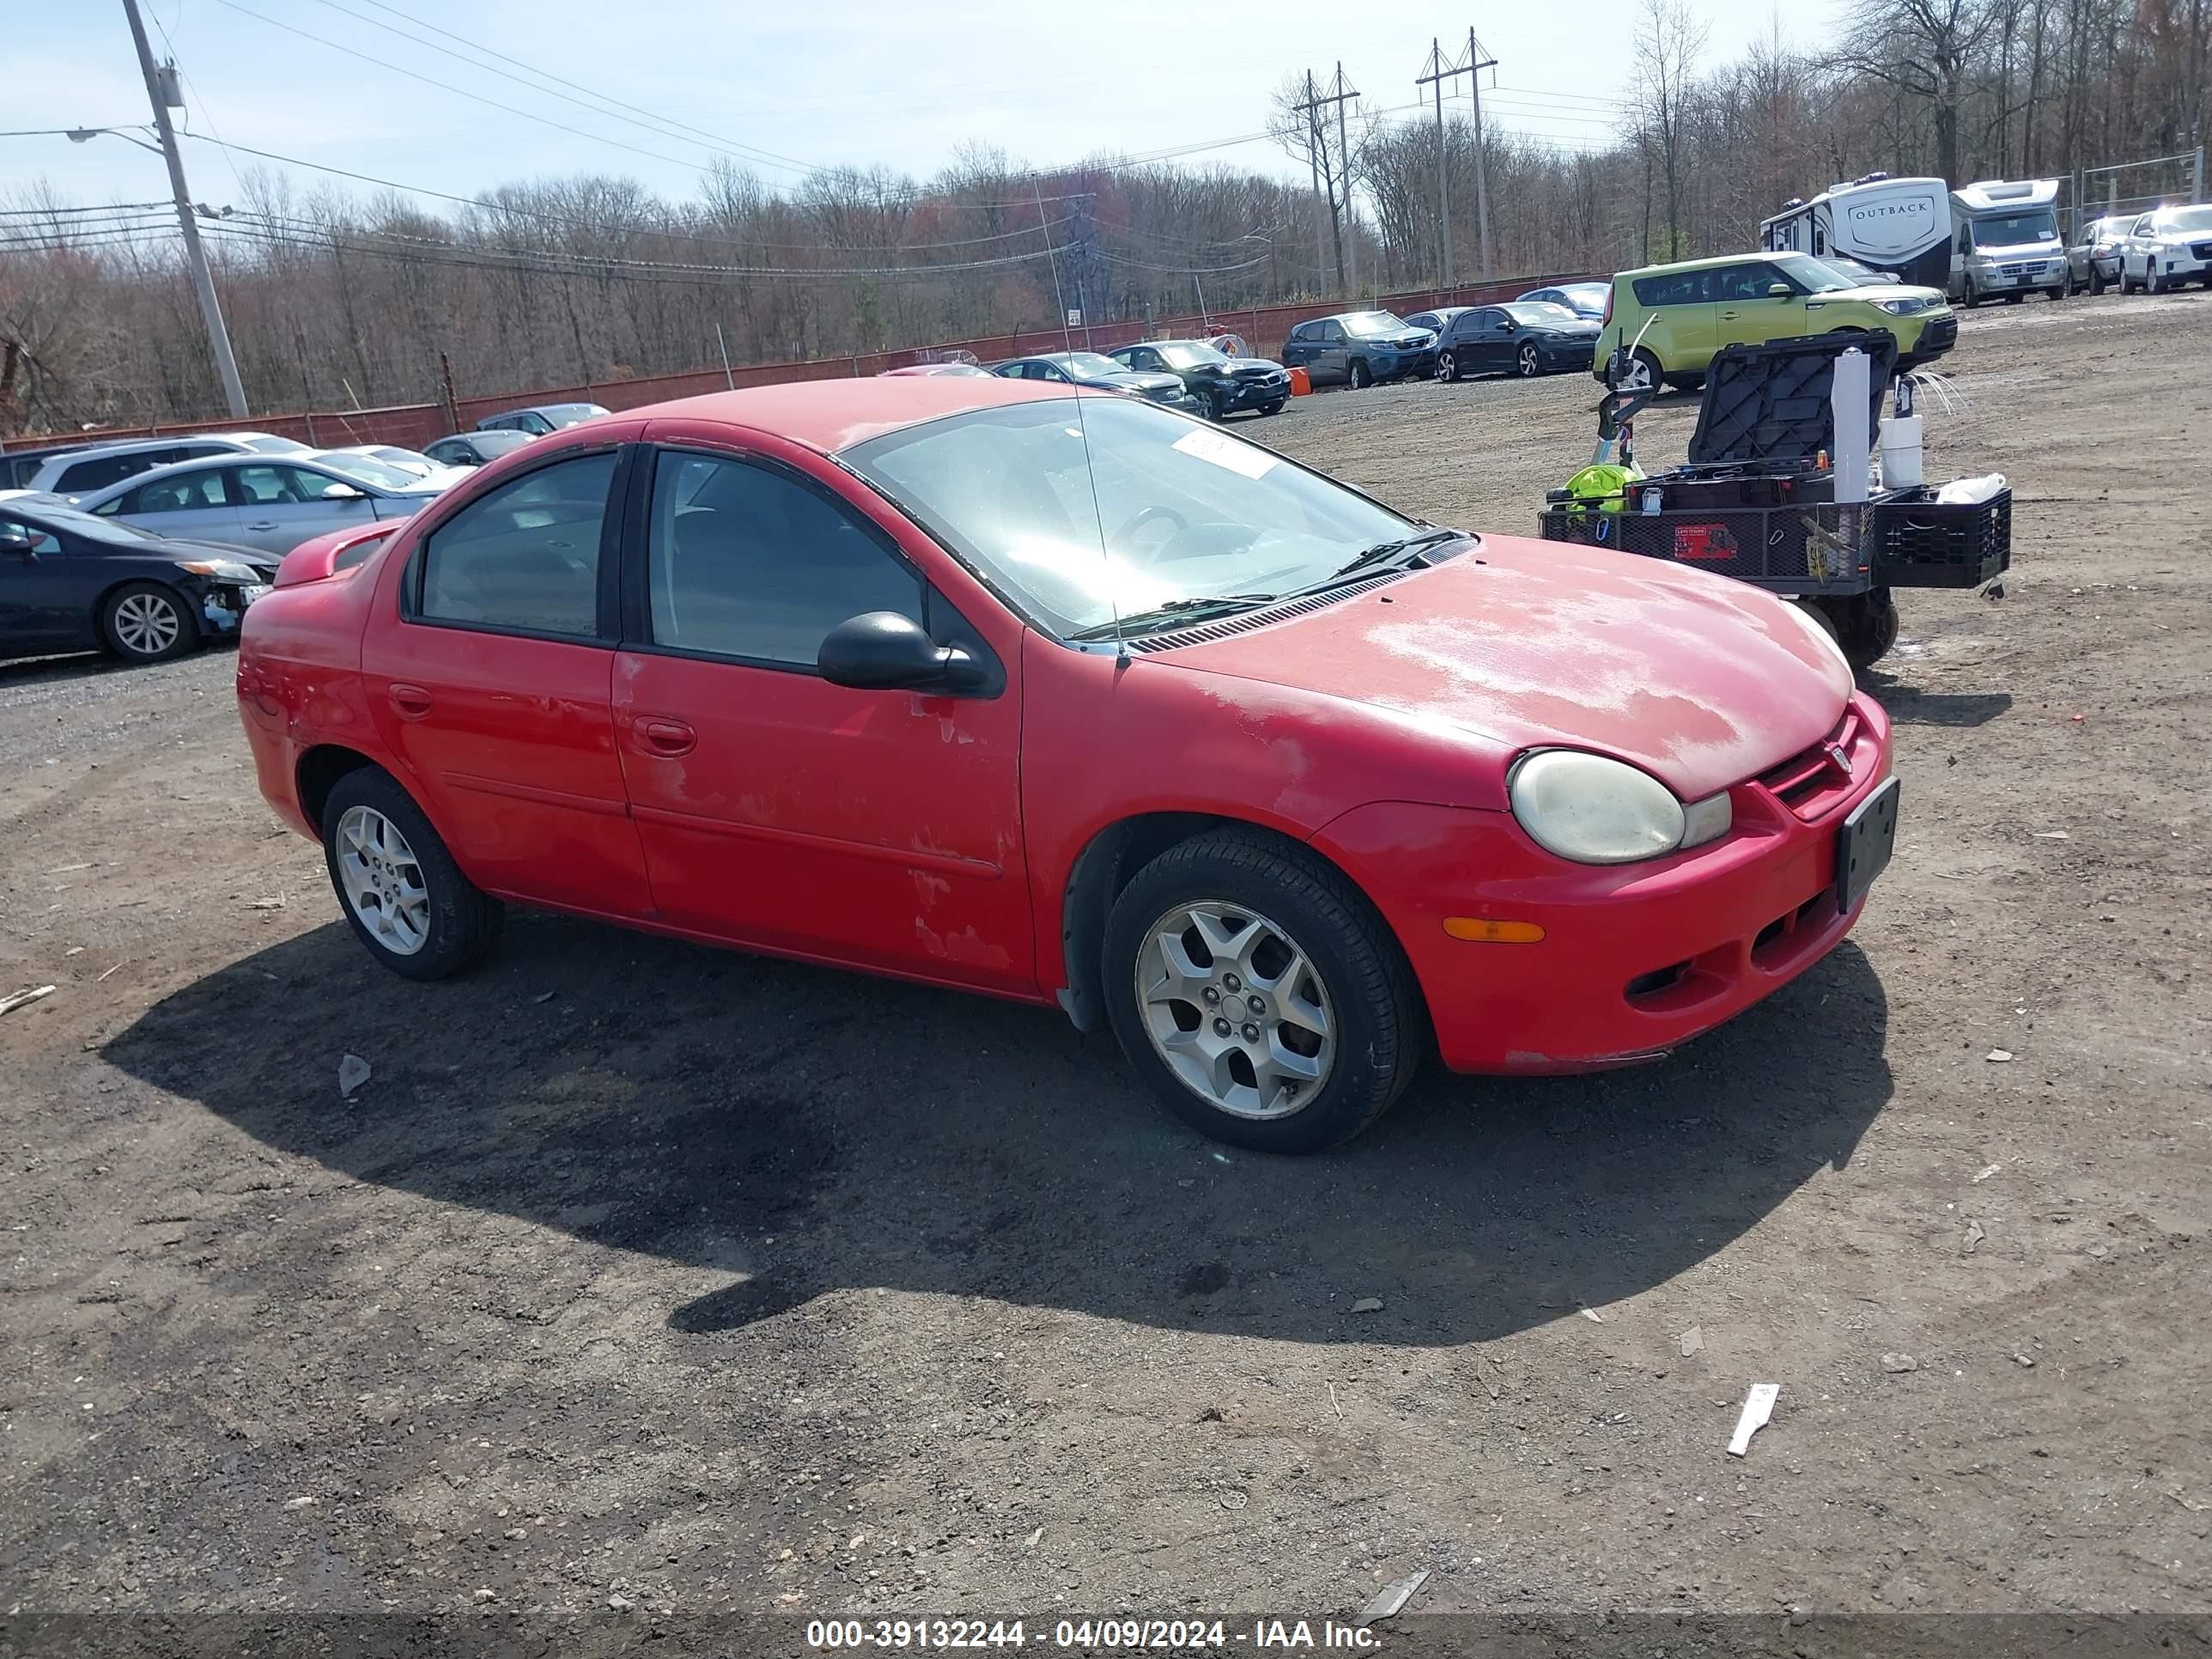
1417,31,1499,290
1334,62,1358,298
1302,70,1327,287
1295,68,1360,294
1417,40,1455,288
1468,27,1498,283
119,0,247,418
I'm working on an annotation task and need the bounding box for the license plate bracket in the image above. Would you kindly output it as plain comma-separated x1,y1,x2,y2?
1837,775,1900,914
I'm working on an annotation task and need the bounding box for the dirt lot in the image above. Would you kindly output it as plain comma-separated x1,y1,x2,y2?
3,291,2208,1642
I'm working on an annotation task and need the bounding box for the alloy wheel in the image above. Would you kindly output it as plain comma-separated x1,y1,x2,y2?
112,591,181,658
1518,343,1541,376
1435,350,1456,382
334,805,431,956
1133,901,1334,1121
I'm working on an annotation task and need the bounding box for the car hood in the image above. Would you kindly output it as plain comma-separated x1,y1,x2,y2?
1531,319,1602,337
1092,370,1184,394
1968,240,2061,261
139,535,281,573
1151,535,1852,800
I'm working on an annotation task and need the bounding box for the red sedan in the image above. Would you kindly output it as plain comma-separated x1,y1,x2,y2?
235,379,1898,1152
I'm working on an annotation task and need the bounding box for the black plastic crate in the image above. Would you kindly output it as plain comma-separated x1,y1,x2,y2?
1872,486,2012,588
1539,500,1877,594
1688,331,1898,467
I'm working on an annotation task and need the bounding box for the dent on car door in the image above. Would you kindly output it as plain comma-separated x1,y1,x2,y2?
362,443,655,915
611,441,1032,992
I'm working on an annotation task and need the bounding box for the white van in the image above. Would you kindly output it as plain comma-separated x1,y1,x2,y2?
1948,179,2067,305
1760,173,1953,289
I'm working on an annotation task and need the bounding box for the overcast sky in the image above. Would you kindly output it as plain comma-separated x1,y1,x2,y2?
10,0,1847,216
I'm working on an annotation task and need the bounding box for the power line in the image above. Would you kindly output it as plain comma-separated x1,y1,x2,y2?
307,0,825,179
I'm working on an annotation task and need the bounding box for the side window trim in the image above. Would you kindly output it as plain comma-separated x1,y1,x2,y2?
618,440,1002,695
399,442,629,644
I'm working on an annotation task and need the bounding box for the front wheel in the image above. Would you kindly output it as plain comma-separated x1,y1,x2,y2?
1347,359,1373,390
1962,276,1979,307
1434,349,1459,383
1606,348,1661,393
2089,265,2106,295
1103,830,1426,1153
322,769,504,981
1516,343,1542,377
100,581,198,663
1260,400,1285,416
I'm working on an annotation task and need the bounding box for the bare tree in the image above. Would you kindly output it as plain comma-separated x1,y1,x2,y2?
1839,0,2003,180
1633,0,1711,261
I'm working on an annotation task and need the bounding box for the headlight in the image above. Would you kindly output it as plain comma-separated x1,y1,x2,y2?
1509,750,1728,866
179,558,258,582
1875,297,1919,314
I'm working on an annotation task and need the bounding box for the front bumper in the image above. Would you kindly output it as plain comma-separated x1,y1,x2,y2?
1216,374,1291,410
1536,338,1600,371
1362,349,1436,381
2149,246,2212,282
1312,693,1894,1073
1901,312,1957,362
1970,258,2065,292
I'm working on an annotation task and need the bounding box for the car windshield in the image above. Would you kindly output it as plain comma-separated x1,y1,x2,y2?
314,455,414,489
1048,353,1127,378
842,396,1416,639
1504,302,1581,325
471,431,532,453
364,447,436,474
1561,284,1608,304
2158,205,2212,232
15,504,163,544
1773,253,1856,293
1342,311,1411,338
240,434,310,454
1155,343,1229,369
1974,210,2057,244
544,404,608,425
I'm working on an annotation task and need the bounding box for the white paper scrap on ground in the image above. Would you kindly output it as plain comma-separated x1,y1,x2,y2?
1726,1382,1780,1456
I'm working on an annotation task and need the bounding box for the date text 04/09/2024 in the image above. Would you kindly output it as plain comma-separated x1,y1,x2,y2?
804,1617,1384,1649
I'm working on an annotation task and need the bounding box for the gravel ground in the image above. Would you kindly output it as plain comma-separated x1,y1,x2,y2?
2,289,2207,1643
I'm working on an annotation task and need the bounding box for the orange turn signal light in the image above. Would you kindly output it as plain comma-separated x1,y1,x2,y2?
1443,916,1546,944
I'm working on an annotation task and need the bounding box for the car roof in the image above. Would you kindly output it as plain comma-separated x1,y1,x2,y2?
1617,251,1790,278
43,434,248,463
612,375,1097,455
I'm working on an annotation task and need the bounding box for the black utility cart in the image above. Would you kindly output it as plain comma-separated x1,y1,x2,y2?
1540,331,2011,670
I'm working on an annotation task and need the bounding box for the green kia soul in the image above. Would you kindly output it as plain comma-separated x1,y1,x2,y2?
1594,251,1958,391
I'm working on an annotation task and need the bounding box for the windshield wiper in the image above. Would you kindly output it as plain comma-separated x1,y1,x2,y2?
1066,592,1279,641
1309,527,1469,588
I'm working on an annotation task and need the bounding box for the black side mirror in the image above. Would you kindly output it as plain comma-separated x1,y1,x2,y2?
818,611,987,693
0,524,34,556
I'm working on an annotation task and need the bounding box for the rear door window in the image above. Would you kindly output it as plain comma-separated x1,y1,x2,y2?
1632,268,1716,307
105,470,231,516
416,451,616,638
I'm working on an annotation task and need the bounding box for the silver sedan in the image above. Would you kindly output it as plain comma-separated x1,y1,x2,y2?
62,453,446,555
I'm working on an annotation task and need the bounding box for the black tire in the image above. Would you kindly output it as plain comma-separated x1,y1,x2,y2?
1102,829,1426,1154
2002,291,2023,303
2089,265,2106,295
1516,343,1542,377
1202,386,1225,422
320,768,504,982
99,580,198,663
1348,359,1373,390
1260,400,1285,416
1836,594,1901,670
2146,265,2164,295
2046,285,2066,301
1435,349,1460,383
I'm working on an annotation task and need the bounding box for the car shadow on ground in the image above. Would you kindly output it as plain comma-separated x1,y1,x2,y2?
1863,672,2014,728
104,911,1891,1347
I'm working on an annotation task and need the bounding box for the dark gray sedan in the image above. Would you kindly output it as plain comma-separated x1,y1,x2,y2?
989,352,1204,414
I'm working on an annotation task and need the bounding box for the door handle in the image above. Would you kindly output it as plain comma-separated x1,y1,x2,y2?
247,520,280,531
388,683,433,720
635,716,696,757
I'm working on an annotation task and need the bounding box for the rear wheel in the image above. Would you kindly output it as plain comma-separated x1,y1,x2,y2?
1103,830,1425,1153
321,769,504,981
1348,359,1373,390
1516,343,1542,377
100,581,198,663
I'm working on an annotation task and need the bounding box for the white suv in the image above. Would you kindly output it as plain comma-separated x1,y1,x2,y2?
2119,204,2212,294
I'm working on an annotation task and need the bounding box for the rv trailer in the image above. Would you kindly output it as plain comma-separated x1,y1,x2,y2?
1759,173,1953,289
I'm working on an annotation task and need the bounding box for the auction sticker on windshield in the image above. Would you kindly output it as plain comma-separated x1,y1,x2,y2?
1172,426,1277,480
